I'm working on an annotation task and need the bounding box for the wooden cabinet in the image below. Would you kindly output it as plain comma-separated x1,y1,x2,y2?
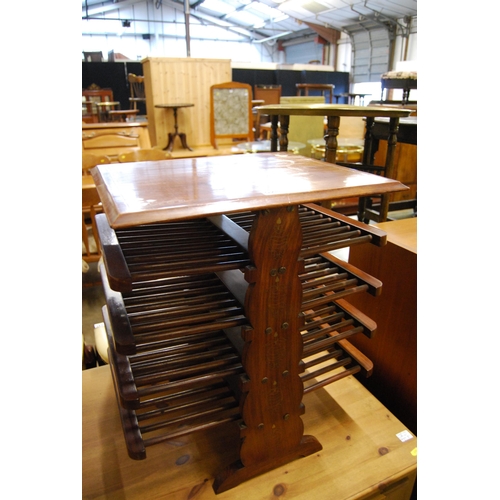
346,218,417,435
89,153,416,497
142,57,231,149
82,122,151,159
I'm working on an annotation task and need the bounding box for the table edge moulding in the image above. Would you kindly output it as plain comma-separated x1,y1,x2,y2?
90,152,414,496
91,153,407,228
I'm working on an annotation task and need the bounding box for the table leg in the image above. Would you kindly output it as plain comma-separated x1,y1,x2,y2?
278,115,289,152
324,115,340,164
269,115,279,152
163,107,193,151
179,133,193,151
164,133,175,152
363,117,375,165
378,117,400,221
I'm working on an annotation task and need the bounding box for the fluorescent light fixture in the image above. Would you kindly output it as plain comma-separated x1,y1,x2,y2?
253,31,292,43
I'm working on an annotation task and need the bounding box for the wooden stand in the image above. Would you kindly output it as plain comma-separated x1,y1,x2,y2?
155,103,194,151
91,153,411,494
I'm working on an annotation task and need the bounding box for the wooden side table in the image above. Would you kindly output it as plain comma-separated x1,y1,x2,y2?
296,83,334,103
91,153,410,494
97,101,121,122
155,103,194,152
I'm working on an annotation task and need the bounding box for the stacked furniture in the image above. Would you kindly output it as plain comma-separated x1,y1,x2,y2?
92,153,408,494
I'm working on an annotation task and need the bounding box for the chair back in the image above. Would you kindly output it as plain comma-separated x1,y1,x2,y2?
82,153,111,176
210,81,253,149
82,87,114,123
254,85,281,105
128,74,146,110
118,149,171,163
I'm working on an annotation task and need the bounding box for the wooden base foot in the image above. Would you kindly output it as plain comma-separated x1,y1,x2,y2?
164,132,193,152
212,435,322,494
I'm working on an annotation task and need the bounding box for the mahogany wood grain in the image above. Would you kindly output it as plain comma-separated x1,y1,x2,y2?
215,206,322,492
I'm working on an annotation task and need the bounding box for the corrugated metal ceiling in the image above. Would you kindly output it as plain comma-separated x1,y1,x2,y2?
82,0,417,43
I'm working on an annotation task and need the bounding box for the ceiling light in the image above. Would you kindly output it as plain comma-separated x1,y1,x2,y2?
253,31,292,43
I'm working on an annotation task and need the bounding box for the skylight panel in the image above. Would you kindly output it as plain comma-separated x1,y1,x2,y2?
200,0,237,16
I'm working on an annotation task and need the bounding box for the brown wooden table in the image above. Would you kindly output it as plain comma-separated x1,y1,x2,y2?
155,103,194,152
91,153,409,493
83,364,417,499
254,104,412,222
296,83,335,103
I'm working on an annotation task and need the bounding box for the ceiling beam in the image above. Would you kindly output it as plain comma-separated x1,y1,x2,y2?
83,0,147,18
303,22,341,45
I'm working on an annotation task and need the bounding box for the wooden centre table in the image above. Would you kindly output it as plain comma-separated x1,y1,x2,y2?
296,83,335,103
254,104,413,222
90,153,411,494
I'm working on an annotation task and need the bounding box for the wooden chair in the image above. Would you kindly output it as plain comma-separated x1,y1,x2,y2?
118,149,171,163
253,85,281,139
128,74,146,110
210,81,253,149
82,86,114,123
82,153,110,263
82,153,111,176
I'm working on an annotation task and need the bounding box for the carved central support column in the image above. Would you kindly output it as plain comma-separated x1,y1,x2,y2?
213,205,322,493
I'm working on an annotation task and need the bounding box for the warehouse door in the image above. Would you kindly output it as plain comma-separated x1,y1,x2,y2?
345,24,391,83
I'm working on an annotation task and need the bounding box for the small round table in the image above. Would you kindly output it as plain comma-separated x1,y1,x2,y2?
155,103,194,152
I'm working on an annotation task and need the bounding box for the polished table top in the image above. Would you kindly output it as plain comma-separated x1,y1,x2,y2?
255,103,412,118
91,152,407,228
